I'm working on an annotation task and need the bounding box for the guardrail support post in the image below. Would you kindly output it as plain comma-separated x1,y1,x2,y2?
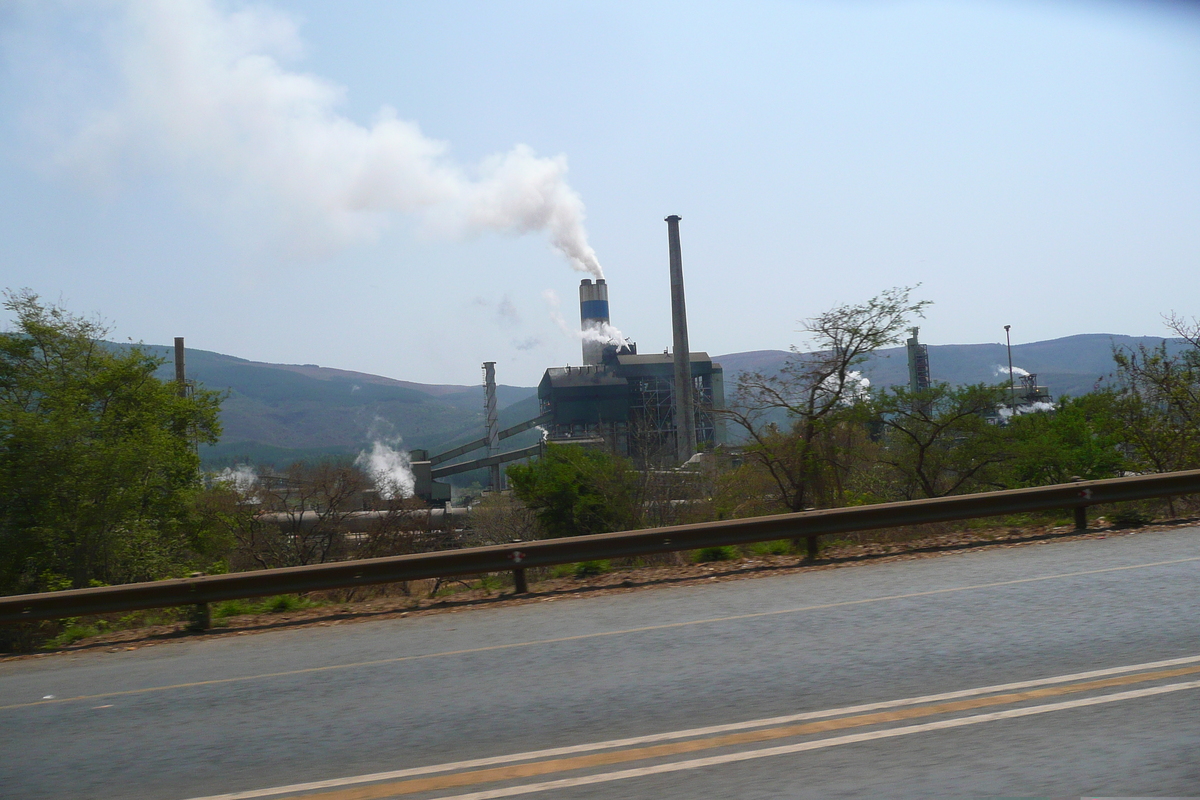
509,541,529,594
186,572,210,632
805,534,819,562
187,602,210,632
1069,476,1088,531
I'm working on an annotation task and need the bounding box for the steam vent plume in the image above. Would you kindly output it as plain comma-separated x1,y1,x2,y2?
579,278,610,366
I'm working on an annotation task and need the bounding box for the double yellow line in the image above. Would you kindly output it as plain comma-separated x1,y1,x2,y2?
222,660,1200,800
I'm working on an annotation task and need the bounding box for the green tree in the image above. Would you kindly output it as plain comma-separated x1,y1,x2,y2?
873,383,1012,499
1004,393,1128,487
723,287,930,512
506,444,640,538
0,291,222,593
1109,313,1200,474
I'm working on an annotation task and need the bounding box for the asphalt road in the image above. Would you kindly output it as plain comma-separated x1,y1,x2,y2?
2,527,1199,799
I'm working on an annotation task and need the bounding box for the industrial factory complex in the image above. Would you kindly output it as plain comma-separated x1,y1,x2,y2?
409,217,1054,505
536,277,726,461
417,216,727,499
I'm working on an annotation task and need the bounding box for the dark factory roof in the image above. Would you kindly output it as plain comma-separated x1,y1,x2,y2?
614,352,715,368
540,365,628,390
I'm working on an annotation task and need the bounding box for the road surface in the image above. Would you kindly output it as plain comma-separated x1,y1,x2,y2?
2,526,1199,798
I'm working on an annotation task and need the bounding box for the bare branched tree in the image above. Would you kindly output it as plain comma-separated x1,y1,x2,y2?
723,287,930,512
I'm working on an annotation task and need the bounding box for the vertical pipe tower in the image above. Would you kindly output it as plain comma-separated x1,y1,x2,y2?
666,215,697,463
906,327,931,393
579,278,610,366
483,362,500,489
174,337,187,398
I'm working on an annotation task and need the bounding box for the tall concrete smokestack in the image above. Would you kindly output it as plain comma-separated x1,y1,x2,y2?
666,215,696,463
174,337,187,398
579,278,610,366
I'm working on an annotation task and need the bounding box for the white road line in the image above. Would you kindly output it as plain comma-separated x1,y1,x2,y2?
182,653,1200,800
429,679,1200,800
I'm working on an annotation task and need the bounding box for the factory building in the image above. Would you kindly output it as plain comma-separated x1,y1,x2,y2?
537,277,726,463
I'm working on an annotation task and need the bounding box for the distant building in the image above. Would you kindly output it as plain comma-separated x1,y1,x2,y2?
538,343,726,463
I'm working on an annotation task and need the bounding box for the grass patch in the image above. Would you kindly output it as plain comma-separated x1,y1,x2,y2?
45,621,100,649
475,574,505,592
694,545,740,563
213,599,255,619
258,594,318,613
212,595,320,619
746,540,793,556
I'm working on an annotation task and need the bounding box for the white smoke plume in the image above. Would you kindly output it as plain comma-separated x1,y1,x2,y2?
355,440,415,500
580,321,630,348
819,370,870,406
218,462,260,494
51,0,603,275
997,400,1056,419
542,289,630,352
996,365,1031,378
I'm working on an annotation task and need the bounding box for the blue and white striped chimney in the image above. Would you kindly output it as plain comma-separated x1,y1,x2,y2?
579,278,610,365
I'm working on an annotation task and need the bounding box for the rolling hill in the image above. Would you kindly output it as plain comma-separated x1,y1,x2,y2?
130,332,1186,469
131,345,539,469
714,334,1189,400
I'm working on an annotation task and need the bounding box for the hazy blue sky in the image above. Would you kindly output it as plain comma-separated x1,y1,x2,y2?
2,0,1198,386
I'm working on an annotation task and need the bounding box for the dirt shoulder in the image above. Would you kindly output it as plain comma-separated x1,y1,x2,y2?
4,518,1195,662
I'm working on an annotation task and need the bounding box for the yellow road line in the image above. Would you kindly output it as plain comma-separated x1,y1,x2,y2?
257,663,1200,800
184,653,1200,800
5,554,1198,713
430,679,1200,800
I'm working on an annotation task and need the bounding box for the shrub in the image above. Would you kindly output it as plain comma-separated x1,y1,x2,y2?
1109,507,1153,529
45,621,100,649
574,560,610,578
694,545,739,563
507,445,640,538
212,595,317,618
257,594,318,613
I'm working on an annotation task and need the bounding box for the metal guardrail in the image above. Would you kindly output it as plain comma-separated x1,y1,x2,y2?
2,470,1198,628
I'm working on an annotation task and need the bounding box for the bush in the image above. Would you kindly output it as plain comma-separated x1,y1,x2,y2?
574,560,610,577
1109,507,1153,529
258,594,317,613
694,545,740,563
507,445,640,538
212,595,318,618
45,621,100,649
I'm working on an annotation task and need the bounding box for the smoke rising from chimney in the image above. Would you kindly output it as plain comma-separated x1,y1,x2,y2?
50,0,603,276
996,365,1031,378
543,289,628,353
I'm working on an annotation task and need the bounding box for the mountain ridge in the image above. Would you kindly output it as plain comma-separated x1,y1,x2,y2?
129,333,1186,468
